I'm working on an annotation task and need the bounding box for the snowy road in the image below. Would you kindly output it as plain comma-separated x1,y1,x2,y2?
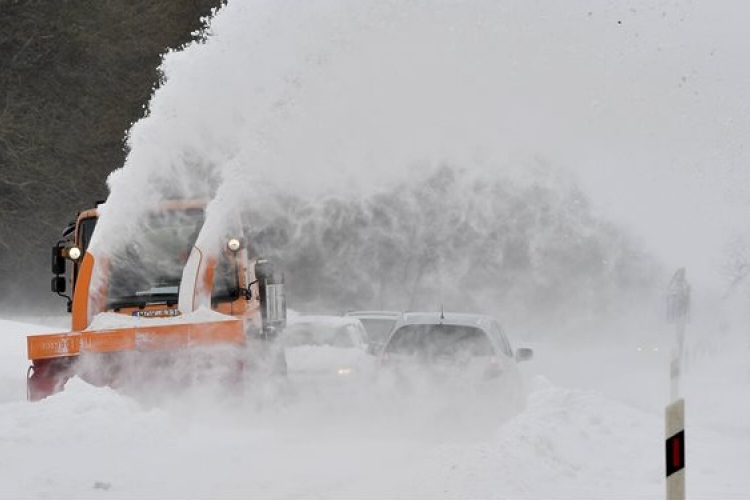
1,317,748,499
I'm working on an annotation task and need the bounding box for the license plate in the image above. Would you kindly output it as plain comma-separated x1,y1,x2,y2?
132,309,180,318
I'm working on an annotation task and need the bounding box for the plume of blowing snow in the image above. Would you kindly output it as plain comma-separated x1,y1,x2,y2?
89,0,750,317
91,1,631,252
95,2,543,250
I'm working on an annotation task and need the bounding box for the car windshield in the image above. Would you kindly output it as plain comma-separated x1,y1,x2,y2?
107,209,204,308
358,318,397,343
284,324,361,348
385,324,494,358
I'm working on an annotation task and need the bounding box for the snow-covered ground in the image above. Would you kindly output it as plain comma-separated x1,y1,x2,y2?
2,316,748,499
5,1,750,498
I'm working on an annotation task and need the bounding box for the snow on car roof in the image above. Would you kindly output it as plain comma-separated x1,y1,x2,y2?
399,312,493,328
345,310,402,318
287,314,364,328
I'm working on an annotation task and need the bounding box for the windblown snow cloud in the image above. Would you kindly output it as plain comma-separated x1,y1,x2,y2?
92,0,750,289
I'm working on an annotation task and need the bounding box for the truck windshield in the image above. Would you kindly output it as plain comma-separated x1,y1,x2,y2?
107,209,204,308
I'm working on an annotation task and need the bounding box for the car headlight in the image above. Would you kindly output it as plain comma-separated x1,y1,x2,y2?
337,368,353,376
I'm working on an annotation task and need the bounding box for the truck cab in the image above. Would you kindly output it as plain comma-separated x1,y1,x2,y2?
31,201,287,400
52,201,283,323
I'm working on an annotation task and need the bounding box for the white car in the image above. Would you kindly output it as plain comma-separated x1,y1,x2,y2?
282,315,374,379
379,312,533,402
344,310,402,355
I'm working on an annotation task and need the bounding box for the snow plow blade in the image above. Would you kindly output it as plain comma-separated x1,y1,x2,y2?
26,319,246,400
83,319,246,352
27,332,81,360
28,319,245,359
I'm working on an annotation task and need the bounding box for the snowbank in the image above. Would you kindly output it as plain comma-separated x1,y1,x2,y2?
2,317,750,498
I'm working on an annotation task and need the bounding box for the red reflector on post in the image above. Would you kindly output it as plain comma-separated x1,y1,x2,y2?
666,430,685,477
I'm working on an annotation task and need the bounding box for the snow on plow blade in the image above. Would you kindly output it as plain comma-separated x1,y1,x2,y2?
28,319,245,360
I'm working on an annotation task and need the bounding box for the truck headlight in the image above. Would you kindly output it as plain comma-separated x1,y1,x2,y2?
67,246,82,261
227,238,241,253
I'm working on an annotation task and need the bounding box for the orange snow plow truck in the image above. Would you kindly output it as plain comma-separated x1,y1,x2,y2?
26,201,287,400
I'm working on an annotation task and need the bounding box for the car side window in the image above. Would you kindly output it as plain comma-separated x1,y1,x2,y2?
492,321,513,357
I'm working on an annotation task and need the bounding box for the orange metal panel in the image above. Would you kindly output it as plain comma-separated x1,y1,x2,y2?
76,208,99,223
27,333,81,360
28,319,244,360
77,319,245,354
80,329,137,353
72,253,96,331
133,327,189,351
214,301,237,316
188,320,245,346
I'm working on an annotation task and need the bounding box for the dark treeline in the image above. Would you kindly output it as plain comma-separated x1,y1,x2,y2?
0,0,221,308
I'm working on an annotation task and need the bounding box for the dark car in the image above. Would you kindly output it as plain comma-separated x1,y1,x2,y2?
344,310,402,355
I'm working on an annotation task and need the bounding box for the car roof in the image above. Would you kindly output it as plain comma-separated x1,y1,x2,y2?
287,315,364,328
397,312,494,330
345,311,402,319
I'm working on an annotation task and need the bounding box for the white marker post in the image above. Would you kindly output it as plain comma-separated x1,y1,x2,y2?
665,268,689,500
665,399,686,500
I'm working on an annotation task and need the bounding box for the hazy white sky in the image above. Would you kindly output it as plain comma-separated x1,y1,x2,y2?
530,2,750,288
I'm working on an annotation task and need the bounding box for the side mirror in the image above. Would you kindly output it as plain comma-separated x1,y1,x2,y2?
51,276,66,294
514,347,534,363
52,245,66,275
